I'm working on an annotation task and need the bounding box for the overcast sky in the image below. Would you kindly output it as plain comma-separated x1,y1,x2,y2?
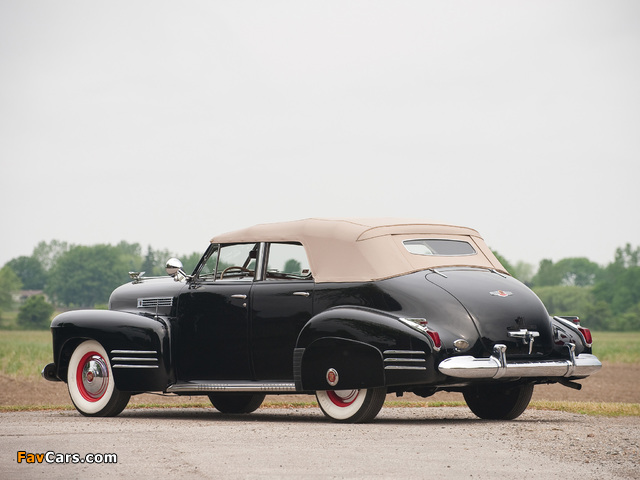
1,1,639,270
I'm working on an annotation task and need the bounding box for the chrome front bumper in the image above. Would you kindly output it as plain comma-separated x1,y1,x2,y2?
438,343,602,380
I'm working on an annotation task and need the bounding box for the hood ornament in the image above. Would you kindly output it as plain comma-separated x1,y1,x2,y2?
128,271,145,284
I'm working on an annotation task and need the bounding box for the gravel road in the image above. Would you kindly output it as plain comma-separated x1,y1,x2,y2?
2,406,638,479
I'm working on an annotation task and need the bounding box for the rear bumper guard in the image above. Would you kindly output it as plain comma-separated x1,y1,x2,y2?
438,343,602,380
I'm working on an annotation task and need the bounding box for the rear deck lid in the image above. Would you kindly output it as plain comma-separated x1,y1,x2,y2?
426,268,554,356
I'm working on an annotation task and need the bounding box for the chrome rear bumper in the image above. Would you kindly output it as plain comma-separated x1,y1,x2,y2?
438,343,602,380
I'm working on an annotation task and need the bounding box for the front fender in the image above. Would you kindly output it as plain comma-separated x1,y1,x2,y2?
50,310,172,392
294,306,441,391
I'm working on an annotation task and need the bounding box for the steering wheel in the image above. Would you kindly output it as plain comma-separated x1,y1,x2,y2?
220,266,252,279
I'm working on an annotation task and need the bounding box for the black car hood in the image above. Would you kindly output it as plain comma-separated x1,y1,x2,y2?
426,269,554,356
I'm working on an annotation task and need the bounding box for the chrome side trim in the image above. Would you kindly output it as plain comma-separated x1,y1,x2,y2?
384,358,425,363
383,350,424,355
110,349,159,370
111,350,157,355
438,343,602,379
167,381,297,393
111,357,157,362
384,367,426,371
383,350,427,371
112,365,159,369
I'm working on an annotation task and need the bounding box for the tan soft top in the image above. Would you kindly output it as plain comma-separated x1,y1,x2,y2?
211,218,508,283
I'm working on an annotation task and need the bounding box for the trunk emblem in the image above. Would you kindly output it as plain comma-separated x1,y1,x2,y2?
490,290,513,297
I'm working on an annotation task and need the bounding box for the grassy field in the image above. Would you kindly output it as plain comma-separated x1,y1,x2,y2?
1,330,638,381
590,331,640,363
0,330,53,379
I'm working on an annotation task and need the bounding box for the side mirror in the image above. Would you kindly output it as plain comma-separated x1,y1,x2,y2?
166,258,184,277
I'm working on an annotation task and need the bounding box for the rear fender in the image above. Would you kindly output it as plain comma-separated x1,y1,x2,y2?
294,306,440,391
50,310,171,392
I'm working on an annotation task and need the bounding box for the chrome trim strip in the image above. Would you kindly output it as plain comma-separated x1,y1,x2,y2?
111,350,157,355
112,365,159,369
384,358,425,363
384,366,427,371
383,350,424,355
438,343,602,379
111,357,157,362
167,381,297,393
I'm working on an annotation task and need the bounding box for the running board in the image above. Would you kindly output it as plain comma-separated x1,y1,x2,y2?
166,380,297,394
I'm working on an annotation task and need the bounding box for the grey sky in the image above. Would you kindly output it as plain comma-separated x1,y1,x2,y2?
1,1,639,270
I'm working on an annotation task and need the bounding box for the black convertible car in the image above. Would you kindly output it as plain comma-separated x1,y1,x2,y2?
43,218,601,422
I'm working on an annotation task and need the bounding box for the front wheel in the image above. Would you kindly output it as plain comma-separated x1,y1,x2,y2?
463,383,534,420
67,340,130,417
316,387,386,423
208,393,265,414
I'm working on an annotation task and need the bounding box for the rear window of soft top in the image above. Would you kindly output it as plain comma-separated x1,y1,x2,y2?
403,239,476,256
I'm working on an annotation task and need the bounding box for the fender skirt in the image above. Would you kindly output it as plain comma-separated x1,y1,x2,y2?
294,337,385,391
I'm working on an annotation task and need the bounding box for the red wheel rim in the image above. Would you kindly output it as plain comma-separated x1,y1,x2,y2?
326,390,359,407
76,351,109,402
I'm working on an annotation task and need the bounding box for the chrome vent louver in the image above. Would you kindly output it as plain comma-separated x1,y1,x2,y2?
383,350,427,370
110,350,159,369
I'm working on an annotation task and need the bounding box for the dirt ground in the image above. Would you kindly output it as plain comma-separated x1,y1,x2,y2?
2,362,638,407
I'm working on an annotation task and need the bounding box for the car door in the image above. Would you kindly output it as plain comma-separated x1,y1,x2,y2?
174,243,258,381
250,242,314,380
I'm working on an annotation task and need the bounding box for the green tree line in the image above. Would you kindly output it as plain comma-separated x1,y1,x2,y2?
494,244,640,331
0,241,202,327
1,240,639,331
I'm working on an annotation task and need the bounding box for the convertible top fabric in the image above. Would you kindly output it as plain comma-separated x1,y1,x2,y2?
211,218,508,283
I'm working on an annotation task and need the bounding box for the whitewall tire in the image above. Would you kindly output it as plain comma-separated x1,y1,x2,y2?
316,387,386,423
67,340,130,417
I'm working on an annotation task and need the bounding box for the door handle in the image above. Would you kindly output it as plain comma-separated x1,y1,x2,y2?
293,291,310,297
231,294,247,299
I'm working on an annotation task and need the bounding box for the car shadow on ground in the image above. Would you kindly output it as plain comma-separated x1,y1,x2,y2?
107,407,582,425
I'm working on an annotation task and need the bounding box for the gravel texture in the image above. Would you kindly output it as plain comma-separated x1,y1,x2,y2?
1,407,638,479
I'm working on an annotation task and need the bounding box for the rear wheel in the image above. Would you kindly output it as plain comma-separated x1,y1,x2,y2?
316,387,386,423
463,383,534,420
208,393,265,413
67,340,130,417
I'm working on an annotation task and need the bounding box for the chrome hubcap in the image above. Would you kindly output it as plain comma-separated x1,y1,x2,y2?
81,356,109,399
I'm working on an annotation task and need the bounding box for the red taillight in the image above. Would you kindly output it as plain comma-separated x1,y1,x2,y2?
578,327,592,346
426,330,441,350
